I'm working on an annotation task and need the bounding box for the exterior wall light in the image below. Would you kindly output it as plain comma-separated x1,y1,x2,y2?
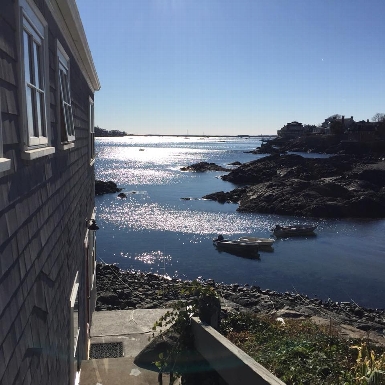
87,219,99,231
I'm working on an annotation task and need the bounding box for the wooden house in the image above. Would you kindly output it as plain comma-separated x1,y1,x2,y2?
0,0,100,384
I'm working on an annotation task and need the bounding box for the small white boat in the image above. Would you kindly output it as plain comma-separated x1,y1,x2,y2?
271,224,317,237
213,236,260,258
239,237,275,247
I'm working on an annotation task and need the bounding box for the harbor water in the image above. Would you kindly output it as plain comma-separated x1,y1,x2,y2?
95,136,385,309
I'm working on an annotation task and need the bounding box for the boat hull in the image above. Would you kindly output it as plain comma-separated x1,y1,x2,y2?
213,239,260,259
239,237,275,247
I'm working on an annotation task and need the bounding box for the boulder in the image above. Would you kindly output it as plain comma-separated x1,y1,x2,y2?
95,180,122,195
203,187,248,204
97,292,120,306
274,309,306,319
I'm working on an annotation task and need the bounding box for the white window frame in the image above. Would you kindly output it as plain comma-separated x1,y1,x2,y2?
88,230,96,292
0,93,12,172
84,223,97,327
57,40,75,145
19,0,54,159
89,97,95,162
70,272,80,382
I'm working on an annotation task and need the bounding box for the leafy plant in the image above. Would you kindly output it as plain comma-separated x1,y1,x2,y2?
152,281,220,382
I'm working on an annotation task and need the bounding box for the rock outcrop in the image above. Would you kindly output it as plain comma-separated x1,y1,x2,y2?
180,162,230,172
204,154,385,218
203,187,248,204
95,180,122,195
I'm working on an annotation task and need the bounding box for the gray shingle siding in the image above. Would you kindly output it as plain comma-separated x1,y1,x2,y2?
0,1,97,384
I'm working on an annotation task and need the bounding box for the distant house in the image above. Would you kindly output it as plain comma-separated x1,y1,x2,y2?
321,115,379,141
277,121,307,138
0,1,100,384
347,119,377,142
321,115,355,134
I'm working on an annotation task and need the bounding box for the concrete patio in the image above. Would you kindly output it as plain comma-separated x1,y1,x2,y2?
80,309,176,385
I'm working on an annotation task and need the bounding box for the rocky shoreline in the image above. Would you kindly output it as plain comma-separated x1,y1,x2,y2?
96,263,385,345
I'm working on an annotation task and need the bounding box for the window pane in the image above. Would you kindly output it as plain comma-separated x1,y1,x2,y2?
89,103,94,133
89,101,95,159
73,285,80,371
25,86,34,136
59,70,65,99
31,88,38,137
60,96,67,142
68,105,74,137
32,41,42,90
68,105,74,136
39,91,46,137
63,72,70,104
64,104,70,136
23,31,31,84
59,65,74,140
74,289,79,342
35,89,42,136
66,76,71,105
59,70,67,129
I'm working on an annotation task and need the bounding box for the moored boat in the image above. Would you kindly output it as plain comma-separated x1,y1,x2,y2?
238,236,275,247
271,224,317,237
213,236,260,258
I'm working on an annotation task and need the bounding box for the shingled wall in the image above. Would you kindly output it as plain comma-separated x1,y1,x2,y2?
0,1,96,384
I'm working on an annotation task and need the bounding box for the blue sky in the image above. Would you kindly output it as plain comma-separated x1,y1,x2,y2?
77,0,385,135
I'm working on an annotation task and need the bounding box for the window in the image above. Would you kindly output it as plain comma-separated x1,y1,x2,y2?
20,0,48,146
88,229,96,292
19,0,54,159
57,41,75,143
89,98,95,161
84,224,97,325
0,93,11,172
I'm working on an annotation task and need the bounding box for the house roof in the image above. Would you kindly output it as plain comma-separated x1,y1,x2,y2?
46,0,101,92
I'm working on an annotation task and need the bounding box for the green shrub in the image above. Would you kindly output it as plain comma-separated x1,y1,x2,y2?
220,311,385,385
